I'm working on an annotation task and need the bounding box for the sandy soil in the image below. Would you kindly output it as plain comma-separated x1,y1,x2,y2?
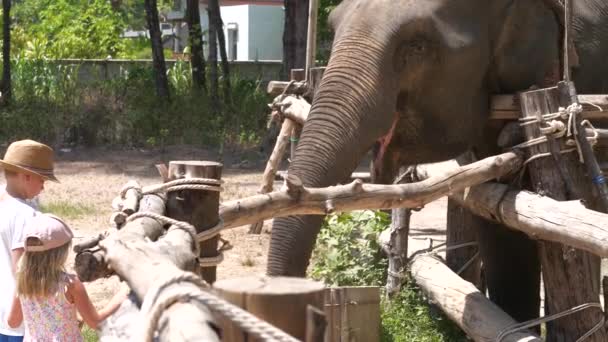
2,145,448,310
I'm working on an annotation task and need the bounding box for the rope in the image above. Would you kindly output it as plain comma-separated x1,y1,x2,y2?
128,212,227,267
496,302,604,342
139,272,300,342
120,178,223,198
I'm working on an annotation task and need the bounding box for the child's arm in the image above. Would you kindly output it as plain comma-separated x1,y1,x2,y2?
7,296,23,328
69,277,129,330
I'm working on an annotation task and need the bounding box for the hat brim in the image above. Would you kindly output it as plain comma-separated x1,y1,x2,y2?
0,160,59,183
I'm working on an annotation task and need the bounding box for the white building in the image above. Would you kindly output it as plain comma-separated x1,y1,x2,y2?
167,0,284,61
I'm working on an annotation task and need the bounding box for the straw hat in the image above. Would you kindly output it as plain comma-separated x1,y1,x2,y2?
0,139,58,182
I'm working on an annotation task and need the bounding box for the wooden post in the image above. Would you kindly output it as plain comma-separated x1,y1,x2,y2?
518,86,606,341
248,119,296,234
446,152,483,290
386,167,411,297
166,161,223,284
305,305,327,342
410,255,541,342
213,276,325,341
305,0,319,82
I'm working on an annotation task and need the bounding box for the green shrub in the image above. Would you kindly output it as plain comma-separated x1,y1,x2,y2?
0,59,270,148
310,210,466,341
310,210,389,286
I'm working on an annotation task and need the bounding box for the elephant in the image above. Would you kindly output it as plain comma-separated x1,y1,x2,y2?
267,0,608,333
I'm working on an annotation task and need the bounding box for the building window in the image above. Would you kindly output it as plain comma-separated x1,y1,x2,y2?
227,23,238,61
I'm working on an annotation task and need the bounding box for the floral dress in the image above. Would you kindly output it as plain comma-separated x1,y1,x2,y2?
20,273,83,342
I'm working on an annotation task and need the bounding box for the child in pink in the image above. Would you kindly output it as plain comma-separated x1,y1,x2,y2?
6,213,128,341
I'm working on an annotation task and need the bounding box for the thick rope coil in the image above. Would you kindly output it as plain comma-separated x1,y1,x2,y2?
128,211,200,255
128,212,227,268
120,178,223,199
496,302,604,342
139,272,300,342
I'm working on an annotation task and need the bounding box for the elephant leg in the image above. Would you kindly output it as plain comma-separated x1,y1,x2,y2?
477,221,540,329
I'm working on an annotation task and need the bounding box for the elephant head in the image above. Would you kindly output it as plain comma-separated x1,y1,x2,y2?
267,0,561,277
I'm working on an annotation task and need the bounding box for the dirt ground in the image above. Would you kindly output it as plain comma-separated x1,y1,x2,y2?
3,145,445,310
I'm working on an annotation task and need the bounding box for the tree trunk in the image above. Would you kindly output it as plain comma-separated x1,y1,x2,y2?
207,3,219,113
282,0,309,78
144,0,170,102
518,85,605,341
208,0,230,103
186,0,206,91
1,0,11,105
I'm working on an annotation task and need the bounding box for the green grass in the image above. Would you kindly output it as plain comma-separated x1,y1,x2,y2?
82,326,99,342
40,200,96,220
381,281,466,342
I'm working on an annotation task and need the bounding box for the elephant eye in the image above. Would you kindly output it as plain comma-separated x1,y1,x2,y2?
395,38,429,70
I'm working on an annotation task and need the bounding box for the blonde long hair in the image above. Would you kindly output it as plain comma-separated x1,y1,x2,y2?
17,242,71,298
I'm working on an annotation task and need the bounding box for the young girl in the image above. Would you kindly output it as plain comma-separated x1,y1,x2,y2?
6,213,128,341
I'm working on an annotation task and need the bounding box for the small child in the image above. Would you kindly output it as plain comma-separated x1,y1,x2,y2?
6,213,128,341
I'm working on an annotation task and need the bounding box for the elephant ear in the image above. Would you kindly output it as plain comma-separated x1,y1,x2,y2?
489,0,561,93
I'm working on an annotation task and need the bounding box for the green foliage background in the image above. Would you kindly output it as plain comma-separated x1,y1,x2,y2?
310,210,467,342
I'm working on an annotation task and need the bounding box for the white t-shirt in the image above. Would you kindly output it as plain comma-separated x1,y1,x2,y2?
0,189,37,336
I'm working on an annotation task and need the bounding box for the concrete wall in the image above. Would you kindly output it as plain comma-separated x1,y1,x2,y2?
248,5,284,61
220,5,250,61
52,59,283,85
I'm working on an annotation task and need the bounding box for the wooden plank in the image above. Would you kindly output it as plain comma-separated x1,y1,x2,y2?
343,287,380,342
490,94,608,120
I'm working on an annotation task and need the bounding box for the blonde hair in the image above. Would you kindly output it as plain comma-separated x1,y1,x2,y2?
17,242,71,298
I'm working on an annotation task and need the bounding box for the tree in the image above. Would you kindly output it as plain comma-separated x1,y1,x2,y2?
207,2,218,112
1,0,11,105
207,0,231,108
186,0,206,91
144,0,170,101
282,0,309,78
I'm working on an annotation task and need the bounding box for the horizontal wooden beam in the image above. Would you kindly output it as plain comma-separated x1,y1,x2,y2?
275,171,371,183
491,94,608,120
220,152,523,229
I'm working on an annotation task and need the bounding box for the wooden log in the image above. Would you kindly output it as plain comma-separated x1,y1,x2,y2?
100,226,219,342
213,276,325,341
74,192,167,282
290,68,305,81
448,182,608,258
221,151,523,229
249,119,297,234
267,80,307,97
276,170,371,183
490,94,608,120
519,86,605,341
121,180,141,216
166,161,222,284
410,254,541,342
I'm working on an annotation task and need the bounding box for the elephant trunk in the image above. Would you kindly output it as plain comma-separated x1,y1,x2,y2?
267,32,398,276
